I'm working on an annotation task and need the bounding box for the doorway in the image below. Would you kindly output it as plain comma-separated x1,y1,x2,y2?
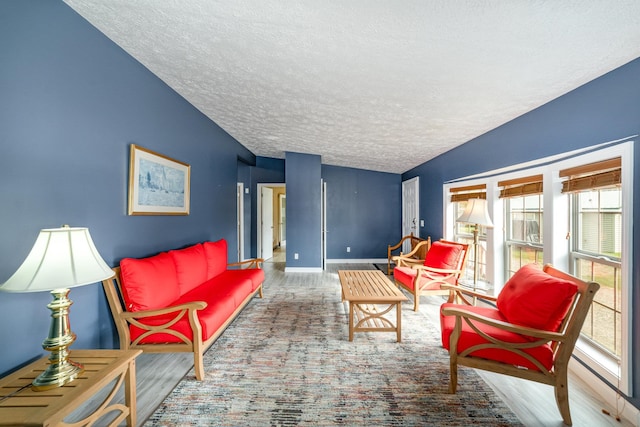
257,183,286,262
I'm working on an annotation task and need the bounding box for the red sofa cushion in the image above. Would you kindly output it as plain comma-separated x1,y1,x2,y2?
222,268,265,292
119,252,179,312
129,276,253,344
424,241,463,269
497,264,578,332
440,304,555,371
203,239,228,279
170,244,208,295
393,266,451,291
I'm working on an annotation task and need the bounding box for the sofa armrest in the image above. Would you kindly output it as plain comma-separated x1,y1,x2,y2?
120,301,207,320
228,258,264,269
121,301,207,347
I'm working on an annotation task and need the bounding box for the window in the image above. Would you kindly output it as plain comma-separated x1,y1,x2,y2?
562,159,624,360
443,140,633,396
499,175,544,278
449,185,488,286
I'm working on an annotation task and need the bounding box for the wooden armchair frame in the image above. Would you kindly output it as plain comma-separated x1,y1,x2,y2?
387,233,430,275
393,239,468,311
102,258,263,381
441,264,600,426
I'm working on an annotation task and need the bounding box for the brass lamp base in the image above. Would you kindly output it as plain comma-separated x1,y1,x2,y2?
32,288,84,391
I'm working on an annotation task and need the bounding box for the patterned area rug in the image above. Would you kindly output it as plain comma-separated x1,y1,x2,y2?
145,268,522,426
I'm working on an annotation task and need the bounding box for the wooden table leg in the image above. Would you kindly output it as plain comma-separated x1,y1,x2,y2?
396,302,402,343
349,302,354,341
125,358,137,427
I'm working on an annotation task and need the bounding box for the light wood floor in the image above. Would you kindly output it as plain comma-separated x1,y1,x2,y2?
78,262,634,426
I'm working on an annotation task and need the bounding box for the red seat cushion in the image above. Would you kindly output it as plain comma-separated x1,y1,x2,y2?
440,303,555,371
120,252,179,312
497,264,578,332
169,244,208,296
203,239,228,279
424,241,464,269
129,276,253,344
223,268,265,292
393,266,451,291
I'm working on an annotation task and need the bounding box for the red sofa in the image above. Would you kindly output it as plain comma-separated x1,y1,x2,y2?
102,238,264,380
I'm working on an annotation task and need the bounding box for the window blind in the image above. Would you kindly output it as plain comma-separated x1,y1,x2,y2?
559,157,621,193
498,174,543,198
449,184,486,202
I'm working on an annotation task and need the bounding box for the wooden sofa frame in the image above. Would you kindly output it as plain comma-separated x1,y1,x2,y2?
387,233,430,275
101,259,263,381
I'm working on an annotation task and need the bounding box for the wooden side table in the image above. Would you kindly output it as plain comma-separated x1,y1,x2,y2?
0,349,141,427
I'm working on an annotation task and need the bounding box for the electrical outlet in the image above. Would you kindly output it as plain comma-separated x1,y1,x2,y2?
245,188,249,194
347,247,350,252
294,253,299,260
420,219,424,227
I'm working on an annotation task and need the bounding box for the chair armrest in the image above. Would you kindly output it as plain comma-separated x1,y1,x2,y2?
388,235,413,253
441,305,565,342
413,264,461,275
228,258,264,269
392,255,423,268
392,240,431,266
440,284,498,304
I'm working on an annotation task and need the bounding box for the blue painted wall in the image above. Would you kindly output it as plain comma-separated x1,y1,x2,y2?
322,165,401,259
0,1,255,375
403,57,640,407
285,152,322,268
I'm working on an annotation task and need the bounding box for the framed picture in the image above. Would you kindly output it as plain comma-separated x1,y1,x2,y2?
128,144,191,215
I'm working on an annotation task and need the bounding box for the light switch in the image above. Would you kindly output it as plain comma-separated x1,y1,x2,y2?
420,219,424,227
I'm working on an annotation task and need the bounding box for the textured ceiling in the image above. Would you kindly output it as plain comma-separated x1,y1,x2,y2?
64,0,640,173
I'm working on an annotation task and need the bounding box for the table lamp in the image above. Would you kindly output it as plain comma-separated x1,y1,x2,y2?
0,225,114,390
456,198,494,292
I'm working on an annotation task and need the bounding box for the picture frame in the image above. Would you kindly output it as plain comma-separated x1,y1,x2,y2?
128,144,191,215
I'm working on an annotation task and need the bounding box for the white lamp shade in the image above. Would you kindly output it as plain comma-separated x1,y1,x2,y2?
0,226,114,292
456,198,494,227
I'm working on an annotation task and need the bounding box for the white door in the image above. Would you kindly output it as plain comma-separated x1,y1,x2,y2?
261,186,274,260
402,177,419,253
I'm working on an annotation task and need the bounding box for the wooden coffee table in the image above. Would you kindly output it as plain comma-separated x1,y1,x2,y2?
339,270,408,342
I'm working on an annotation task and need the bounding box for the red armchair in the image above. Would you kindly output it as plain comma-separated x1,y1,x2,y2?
393,239,469,311
440,264,600,426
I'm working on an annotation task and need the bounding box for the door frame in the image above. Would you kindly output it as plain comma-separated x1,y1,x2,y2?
257,183,286,259
278,193,286,246
322,179,327,270
236,182,244,262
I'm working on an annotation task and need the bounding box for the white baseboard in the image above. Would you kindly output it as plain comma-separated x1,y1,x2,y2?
325,258,387,264
569,358,639,425
284,267,323,273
